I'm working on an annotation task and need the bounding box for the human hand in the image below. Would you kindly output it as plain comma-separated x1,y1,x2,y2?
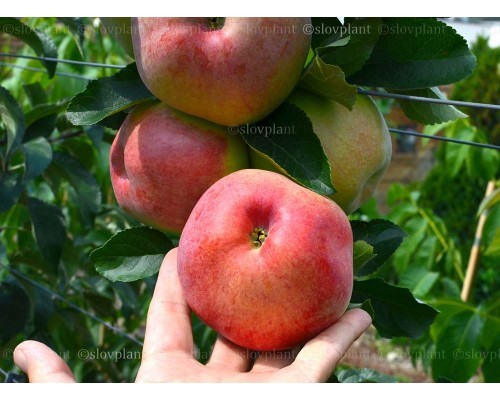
14,248,372,382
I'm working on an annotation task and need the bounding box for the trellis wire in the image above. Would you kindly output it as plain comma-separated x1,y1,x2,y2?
1,52,499,112
0,61,93,80
0,52,125,69
358,88,500,111
1,58,499,150
389,128,499,150
3,265,144,347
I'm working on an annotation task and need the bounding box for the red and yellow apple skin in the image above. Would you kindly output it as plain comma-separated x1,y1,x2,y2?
178,169,353,351
110,102,249,234
251,90,392,214
132,17,312,126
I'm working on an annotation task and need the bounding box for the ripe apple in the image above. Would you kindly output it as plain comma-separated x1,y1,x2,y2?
132,17,312,126
178,169,353,351
110,102,249,234
251,89,392,214
100,17,134,58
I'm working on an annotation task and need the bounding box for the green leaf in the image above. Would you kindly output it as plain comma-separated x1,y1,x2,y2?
57,18,85,56
23,82,48,106
484,228,500,258
432,310,485,382
444,121,476,178
483,334,500,383
51,152,101,226
66,63,155,126
399,266,440,298
348,299,375,320
353,240,376,275
393,87,467,125
349,18,476,90
298,56,357,110
25,100,69,127
0,85,26,157
0,174,23,214
310,17,343,49
337,368,398,383
351,278,438,338
0,17,58,78
319,18,381,77
27,197,66,269
478,187,499,216
23,137,53,181
90,227,174,282
0,278,31,343
243,102,334,196
23,101,68,142
351,219,407,277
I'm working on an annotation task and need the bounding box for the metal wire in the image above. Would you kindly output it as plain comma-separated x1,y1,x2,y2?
1,53,499,150
1,52,499,112
3,265,144,347
358,89,500,111
0,52,125,69
0,61,93,80
389,128,500,150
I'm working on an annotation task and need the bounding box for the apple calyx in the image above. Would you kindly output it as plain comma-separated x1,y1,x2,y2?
208,18,226,30
251,227,268,248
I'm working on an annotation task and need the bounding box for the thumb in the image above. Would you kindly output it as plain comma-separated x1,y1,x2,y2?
14,340,76,383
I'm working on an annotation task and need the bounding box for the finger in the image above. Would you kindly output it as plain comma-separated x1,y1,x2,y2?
142,248,194,359
252,347,299,373
207,336,252,372
290,309,372,382
14,340,76,383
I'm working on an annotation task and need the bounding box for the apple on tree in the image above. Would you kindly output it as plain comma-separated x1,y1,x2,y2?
251,89,392,214
110,101,249,234
131,17,312,126
178,169,353,351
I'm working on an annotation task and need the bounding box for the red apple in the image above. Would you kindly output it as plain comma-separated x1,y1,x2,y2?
110,102,249,234
132,17,312,126
178,169,353,351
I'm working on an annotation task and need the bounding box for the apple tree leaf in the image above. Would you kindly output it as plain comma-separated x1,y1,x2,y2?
298,56,357,110
310,17,343,49
23,137,53,181
0,86,26,158
431,308,485,382
0,17,58,78
336,368,398,383
66,63,156,126
351,219,407,277
351,278,438,338
349,18,476,90
50,152,101,226
0,279,31,343
28,197,66,270
57,17,85,56
91,227,174,282
353,240,376,275
242,102,334,196
394,87,467,125
319,17,381,77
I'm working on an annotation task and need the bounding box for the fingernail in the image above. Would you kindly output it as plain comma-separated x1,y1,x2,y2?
14,347,28,372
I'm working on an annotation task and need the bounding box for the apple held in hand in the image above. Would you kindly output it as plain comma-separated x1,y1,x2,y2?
251,89,392,214
132,17,312,126
178,169,353,351
110,102,248,234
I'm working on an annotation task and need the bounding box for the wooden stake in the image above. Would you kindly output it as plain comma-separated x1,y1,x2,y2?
461,180,496,303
